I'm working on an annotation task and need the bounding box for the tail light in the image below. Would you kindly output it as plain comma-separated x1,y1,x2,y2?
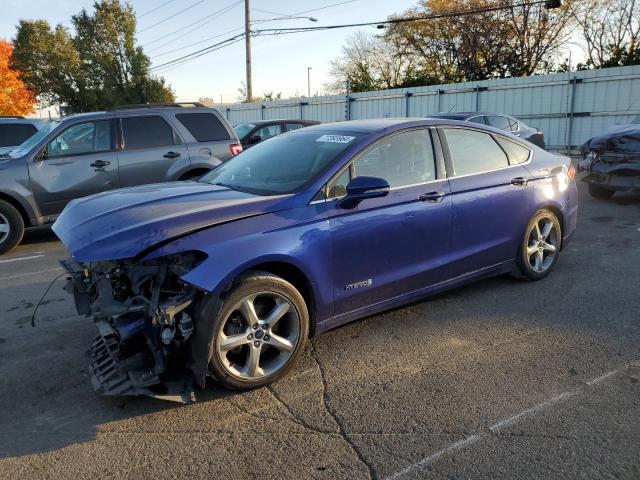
229,143,243,156
567,163,576,181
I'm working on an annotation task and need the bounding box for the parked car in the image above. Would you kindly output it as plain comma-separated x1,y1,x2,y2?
0,102,241,254
578,123,640,199
427,112,545,149
0,116,46,155
54,118,577,400
234,119,320,148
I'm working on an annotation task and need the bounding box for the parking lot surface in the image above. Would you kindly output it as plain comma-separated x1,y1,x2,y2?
0,182,638,479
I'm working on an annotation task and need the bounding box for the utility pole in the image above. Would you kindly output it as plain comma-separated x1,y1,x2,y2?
307,67,312,98
244,0,252,102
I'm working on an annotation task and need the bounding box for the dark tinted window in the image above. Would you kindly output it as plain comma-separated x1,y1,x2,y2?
496,136,530,164
0,123,37,147
48,121,111,157
176,112,230,142
285,123,304,131
468,116,486,125
443,128,509,176
487,115,511,131
122,115,175,149
201,130,366,195
354,129,436,188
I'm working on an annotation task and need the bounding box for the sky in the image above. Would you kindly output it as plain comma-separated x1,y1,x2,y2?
1,0,418,103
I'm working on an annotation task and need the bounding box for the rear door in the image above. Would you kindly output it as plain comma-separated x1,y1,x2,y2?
326,128,452,315
440,126,533,276
174,111,235,164
28,119,119,216
116,115,189,187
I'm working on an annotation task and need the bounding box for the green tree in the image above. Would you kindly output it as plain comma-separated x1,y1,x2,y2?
12,0,173,112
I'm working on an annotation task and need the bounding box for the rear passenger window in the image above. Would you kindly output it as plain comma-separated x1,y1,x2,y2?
0,124,37,147
468,116,486,125
122,116,176,149
443,128,509,176
495,136,530,164
487,116,511,131
285,123,303,131
176,112,230,142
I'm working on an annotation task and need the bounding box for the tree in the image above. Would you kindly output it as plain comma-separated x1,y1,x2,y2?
327,31,427,93
572,0,640,68
0,39,36,115
11,0,174,113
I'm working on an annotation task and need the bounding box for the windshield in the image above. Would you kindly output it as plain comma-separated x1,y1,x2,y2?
9,121,59,157
200,130,366,195
234,123,256,140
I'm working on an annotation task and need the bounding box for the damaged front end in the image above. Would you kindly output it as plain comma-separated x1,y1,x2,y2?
62,252,207,402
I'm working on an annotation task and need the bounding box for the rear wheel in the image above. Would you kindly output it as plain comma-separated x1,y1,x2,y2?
0,200,24,255
588,183,615,200
207,272,309,390
516,209,562,280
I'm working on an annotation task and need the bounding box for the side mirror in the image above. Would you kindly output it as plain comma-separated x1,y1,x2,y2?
248,135,261,144
338,176,390,209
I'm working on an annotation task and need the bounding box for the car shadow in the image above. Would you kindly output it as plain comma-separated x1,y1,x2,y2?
21,226,59,246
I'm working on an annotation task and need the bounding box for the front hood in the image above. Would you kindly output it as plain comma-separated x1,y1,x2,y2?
53,181,292,261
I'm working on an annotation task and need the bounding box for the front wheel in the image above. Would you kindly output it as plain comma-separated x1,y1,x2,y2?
207,272,309,390
0,200,24,255
516,209,562,280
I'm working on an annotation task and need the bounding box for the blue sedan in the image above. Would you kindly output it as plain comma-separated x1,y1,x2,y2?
53,118,578,398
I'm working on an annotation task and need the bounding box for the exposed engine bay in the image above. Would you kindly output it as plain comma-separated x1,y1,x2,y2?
62,252,207,402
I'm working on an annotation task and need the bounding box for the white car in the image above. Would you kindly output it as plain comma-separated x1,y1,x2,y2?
0,116,46,155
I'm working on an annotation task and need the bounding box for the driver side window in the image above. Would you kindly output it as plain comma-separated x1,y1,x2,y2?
48,120,112,157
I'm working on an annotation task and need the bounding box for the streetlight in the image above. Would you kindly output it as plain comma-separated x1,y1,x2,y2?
244,0,318,102
307,67,312,98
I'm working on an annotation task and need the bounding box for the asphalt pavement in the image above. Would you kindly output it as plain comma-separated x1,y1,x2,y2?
0,182,638,479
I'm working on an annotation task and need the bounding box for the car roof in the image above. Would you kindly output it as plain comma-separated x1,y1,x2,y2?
298,118,470,133
236,119,319,126
427,112,515,120
0,117,45,126
59,106,221,124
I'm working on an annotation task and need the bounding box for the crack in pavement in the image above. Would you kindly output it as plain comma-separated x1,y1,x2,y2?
310,340,378,480
266,384,336,435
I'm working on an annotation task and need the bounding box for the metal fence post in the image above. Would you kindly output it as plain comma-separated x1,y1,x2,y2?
566,76,579,155
405,91,413,117
475,85,480,112
225,107,230,120
261,104,265,120
345,81,351,121
436,89,442,113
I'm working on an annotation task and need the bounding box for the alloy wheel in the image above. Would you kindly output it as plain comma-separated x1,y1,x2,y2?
526,215,559,273
0,213,10,243
216,291,300,380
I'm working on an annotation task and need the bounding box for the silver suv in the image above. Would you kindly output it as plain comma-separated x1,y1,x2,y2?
0,103,241,254
0,116,46,155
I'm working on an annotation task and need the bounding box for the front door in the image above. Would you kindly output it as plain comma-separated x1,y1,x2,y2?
439,127,533,277
327,128,452,316
116,115,189,187
28,119,119,216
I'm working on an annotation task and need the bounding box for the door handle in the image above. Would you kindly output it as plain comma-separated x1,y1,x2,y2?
164,151,181,159
90,160,110,168
510,176,528,186
419,191,446,202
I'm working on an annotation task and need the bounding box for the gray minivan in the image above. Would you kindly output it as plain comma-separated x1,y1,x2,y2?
0,103,242,254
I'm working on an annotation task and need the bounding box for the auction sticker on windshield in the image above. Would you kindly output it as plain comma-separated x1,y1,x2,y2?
315,135,355,143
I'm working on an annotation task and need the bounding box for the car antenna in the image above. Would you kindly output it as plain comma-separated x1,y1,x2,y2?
30,272,67,327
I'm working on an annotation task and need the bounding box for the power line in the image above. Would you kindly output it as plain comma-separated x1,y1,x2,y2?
151,33,245,71
138,0,207,33
150,0,554,74
152,26,245,58
252,0,553,36
138,0,175,18
252,0,358,18
153,37,245,74
145,1,241,51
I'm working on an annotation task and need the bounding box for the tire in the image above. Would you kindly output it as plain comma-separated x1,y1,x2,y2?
516,209,562,281
0,200,25,255
206,271,309,390
588,183,615,200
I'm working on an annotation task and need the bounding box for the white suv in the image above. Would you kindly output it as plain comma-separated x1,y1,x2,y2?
0,116,46,155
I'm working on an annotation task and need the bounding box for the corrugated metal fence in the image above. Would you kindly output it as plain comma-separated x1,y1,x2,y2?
220,65,640,152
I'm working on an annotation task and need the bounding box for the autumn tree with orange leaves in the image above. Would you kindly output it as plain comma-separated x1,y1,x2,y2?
0,39,36,116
